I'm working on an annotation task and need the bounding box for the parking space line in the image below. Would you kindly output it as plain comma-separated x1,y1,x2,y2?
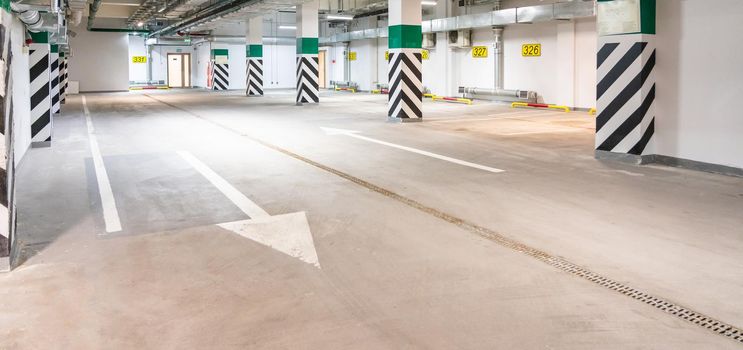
83,95,122,234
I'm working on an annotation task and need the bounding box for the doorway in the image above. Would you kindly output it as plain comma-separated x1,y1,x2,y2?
318,50,326,89
167,53,191,88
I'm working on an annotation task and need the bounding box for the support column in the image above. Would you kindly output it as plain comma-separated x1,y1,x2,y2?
50,44,60,114
388,0,422,122
59,52,66,104
595,0,656,160
29,32,52,147
210,49,229,90
246,16,263,96
296,0,319,104
0,9,17,271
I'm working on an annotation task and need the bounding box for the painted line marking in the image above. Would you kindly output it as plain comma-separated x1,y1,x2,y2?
177,150,320,268
176,151,270,219
83,95,122,234
320,127,505,174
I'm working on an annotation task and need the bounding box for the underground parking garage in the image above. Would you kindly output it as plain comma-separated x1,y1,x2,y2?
0,0,742,348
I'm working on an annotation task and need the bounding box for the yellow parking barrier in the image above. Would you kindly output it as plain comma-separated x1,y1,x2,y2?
589,108,596,115
423,93,435,99
511,102,570,112
334,87,356,93
432,96,473,105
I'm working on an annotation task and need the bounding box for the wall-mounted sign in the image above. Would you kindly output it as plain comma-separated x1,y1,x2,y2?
385,50,389,61
597,0,640,36
348,51,357,61
472,46,488,58
132,56,147,63
521,44,541,57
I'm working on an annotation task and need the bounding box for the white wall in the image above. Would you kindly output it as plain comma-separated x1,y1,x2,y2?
68,28,129,92
10,17,31,165
128,35,147,82
654,0,743,169
193,42,210,88
263,43,296,89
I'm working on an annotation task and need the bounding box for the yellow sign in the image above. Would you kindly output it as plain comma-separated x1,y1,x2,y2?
522,44,541,57
472,46,488,58
385,51,389,61
132,56,147,63
348,51,357,61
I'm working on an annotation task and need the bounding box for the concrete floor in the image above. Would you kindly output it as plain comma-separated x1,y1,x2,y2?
1,89,742,349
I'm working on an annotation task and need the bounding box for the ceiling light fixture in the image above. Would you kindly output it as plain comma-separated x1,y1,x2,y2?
326,14,354,21
137,21,144,27
422,0,437,6
278,25,296,30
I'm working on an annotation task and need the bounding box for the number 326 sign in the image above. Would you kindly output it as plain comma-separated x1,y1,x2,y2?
522,44,541,57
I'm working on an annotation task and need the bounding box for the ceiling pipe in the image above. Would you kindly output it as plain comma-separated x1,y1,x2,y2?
148,0,264,38
87,0,104,30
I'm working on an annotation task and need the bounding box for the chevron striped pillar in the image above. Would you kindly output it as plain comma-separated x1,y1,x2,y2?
388,0,423,122
50,45,60,114
59,52,66,104
0,11,17,272
296,0,319,104
246,16,263,96
211,49,229,90
29,32,52,147
595,0,656,160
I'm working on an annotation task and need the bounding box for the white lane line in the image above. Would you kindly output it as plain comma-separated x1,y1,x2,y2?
83,95,122,233
177,151,270,219
321,127,504,173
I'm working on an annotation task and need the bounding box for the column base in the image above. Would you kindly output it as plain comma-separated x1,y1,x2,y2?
0,256,9,273
595,150,645,165
387,116,422,123
31,141,51,148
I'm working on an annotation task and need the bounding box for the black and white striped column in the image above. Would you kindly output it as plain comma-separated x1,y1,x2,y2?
595,0,656,159
59,52,66,104
211,49,229,91
246,16,263,96
295,0,319,104
50,45,60,114
0,15,17,271
29,34,52,147
387,0,423,122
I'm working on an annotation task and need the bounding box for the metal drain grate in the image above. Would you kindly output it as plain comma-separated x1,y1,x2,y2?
144,94,743,345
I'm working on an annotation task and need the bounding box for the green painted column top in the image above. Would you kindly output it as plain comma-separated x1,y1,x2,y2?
388,24,422,49
0,0,9,12
59,52,65,58
597,0,655,35
211,49,229,58
247,44,263,58
29,31,49,44
51,44,59,53
296,37,318,55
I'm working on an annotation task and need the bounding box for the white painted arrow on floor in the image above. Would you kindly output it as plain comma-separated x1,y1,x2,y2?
178,151,320,268
320,127,505,173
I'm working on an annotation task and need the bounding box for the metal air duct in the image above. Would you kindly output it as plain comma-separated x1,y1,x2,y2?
10,2,59,32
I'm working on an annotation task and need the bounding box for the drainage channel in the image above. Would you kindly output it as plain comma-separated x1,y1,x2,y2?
143,94,743,345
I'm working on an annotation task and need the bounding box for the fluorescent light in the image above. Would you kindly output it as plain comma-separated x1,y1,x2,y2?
326,14,354,21
422,0,437,6
137,21,144,27
279,25,296,30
